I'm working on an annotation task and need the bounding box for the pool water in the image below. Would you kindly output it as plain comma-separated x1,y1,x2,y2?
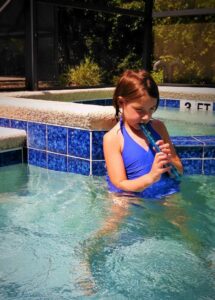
154,107,215,136
0,165,215,299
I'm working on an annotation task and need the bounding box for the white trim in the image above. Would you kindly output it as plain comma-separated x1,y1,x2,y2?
89,131,92,175
0,147,22,153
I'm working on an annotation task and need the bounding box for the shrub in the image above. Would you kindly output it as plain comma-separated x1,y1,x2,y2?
151,69,164,84
60,57,102,87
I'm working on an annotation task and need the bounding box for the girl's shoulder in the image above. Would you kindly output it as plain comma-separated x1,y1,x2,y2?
150,118,170,141
150,118,164,127
150,118,167,131
103,122,122,143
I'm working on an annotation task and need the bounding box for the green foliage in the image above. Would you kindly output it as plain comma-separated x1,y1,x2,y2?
58,3,215,86
111,0,145,10
153,21,215,84
116,53,143,74
110,52,143,85
58,6,145,86
151,70,164,84
60,57,102,87
154,0,215,11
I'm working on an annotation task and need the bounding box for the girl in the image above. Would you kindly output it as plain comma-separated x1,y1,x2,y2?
103,70,183,199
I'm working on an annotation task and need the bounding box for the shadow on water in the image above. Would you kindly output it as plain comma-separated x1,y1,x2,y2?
0,164,29,194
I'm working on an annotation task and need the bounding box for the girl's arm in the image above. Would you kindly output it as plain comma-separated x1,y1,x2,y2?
103,126,171,193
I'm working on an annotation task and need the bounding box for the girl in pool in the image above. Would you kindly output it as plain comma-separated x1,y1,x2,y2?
103,69,183,200
79,75,184,293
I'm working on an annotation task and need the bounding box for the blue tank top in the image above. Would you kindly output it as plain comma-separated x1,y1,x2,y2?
106,119,180,200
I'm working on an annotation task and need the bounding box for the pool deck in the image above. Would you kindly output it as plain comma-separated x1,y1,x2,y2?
159,86,215,101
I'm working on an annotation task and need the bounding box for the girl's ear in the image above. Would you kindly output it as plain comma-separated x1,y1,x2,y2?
118,96,125,107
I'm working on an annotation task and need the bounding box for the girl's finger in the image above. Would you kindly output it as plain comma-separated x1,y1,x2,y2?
155,140,164,147
162,166,171,173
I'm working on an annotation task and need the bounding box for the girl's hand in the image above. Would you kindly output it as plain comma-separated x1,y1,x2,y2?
149,152,171,183
155,140,171,157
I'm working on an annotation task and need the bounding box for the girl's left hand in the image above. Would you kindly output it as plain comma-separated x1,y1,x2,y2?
155,140,172,162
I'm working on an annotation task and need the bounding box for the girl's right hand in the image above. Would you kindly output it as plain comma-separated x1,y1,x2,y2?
149,152,171,183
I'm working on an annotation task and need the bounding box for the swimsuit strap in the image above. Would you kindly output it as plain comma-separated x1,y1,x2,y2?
119,117,124,132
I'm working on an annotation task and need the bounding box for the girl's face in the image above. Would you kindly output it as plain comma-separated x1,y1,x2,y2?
120,92,157,130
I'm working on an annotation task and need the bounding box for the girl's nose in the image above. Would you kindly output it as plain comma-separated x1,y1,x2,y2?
141,112,151,122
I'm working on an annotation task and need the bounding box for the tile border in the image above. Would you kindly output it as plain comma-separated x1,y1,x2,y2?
0,116,214,176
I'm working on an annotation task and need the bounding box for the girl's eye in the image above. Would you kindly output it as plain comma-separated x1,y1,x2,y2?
135,107,156,113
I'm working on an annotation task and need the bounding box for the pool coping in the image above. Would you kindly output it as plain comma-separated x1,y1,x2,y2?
0,127,26,150
0,95,116,130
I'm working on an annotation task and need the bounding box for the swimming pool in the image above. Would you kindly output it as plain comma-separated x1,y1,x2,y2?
154,107,215,136
0,164,214,299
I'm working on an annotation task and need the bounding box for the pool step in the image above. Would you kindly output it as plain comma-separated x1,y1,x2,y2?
0,127,26,167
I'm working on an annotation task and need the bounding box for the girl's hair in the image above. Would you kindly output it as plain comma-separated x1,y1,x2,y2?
113,69,160,120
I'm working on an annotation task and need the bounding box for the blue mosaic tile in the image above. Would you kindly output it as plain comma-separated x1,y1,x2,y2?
92,160,106,176
48,153,67,172
11,120,27,131
204,146,215,158
159,98,165,107
104,99,112,106
92,131,105,160
68,157,90,175
0,118,10,127
47,125,67,154
76,99,97,105
96,99,112,106
28,122,46,150
172,136,203,146
181,159,202,175
68,129,90,159
165,99,180,108
0,149,22,167
75,98,112,106
176,146,203,159
204,159,215,175
92,99,105,105
193,136,215,146
91,100,99,105
28,149,47,168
